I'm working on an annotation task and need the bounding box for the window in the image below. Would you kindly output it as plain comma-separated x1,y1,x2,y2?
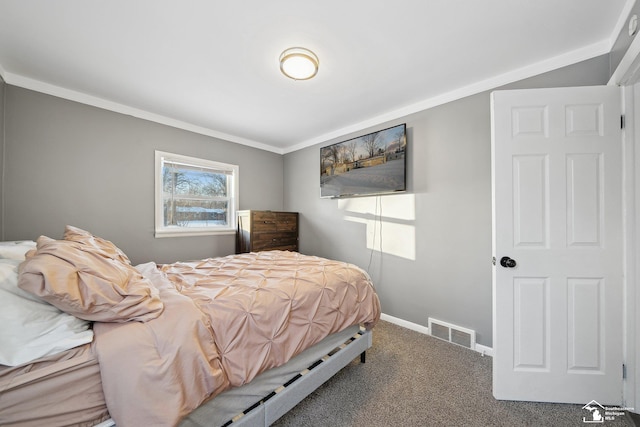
155,151,239,237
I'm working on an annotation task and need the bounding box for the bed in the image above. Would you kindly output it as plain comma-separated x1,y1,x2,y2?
0,226,381,427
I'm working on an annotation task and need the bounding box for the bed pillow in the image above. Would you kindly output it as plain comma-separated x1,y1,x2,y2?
0,258,94,366
18,235,163,322
63,225,131,265
0,240,36,260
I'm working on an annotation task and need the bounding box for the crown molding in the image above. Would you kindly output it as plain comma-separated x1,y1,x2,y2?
1,71,284,155
283,40,611,154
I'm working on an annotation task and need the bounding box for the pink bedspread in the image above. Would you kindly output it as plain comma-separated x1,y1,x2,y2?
94,251,380,426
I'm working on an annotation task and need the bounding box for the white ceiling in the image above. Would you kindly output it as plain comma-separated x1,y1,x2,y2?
0,1,632,154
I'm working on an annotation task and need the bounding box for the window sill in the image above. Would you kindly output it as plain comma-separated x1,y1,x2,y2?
154,228,236,238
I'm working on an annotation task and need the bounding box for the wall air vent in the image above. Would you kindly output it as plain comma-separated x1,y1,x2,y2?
427,318,476,350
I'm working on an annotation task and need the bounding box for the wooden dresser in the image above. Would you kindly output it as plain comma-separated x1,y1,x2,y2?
236,210,299,253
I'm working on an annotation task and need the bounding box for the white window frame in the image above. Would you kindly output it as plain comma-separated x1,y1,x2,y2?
154,150,239,238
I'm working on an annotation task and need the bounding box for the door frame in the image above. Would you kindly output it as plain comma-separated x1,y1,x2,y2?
621,82,639,414
610,31,640,413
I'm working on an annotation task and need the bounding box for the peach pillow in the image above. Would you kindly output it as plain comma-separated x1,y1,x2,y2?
63,225,131,265
18,235,163,322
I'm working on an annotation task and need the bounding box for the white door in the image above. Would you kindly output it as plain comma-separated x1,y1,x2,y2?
491,86,623,405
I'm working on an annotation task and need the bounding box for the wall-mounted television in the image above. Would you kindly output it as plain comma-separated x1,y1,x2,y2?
320,123,407,198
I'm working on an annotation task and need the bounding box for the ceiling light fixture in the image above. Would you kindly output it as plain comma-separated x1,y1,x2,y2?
279,47,319,80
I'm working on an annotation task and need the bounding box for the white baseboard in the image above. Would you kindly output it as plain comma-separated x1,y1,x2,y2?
475,343,494,357
380,313,431,335
379,313,494,357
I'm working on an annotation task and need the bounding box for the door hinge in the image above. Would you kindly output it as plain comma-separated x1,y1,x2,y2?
623,363,627,379
621,115,626,129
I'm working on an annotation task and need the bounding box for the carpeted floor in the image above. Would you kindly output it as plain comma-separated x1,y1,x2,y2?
272,320,635,427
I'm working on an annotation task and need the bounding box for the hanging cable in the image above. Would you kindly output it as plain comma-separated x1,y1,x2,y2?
367,196,382,277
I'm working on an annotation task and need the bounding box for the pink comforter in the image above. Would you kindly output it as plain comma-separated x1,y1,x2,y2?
93,251,380,426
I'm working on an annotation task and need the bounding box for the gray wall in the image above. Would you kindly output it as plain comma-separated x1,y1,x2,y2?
283,55,611,347
2,86,284,264
610,1,640,79
0,75,4,232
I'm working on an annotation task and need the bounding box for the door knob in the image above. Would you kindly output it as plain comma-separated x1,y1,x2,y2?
500,256,517,268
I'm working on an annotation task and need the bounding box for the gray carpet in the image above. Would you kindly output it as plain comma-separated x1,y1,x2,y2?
272,320,635,427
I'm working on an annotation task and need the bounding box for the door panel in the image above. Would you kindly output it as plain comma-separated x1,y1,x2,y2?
513,277,549,371
567,277,603,372
513,155,549,247
492,86,622,405
566,153,602,246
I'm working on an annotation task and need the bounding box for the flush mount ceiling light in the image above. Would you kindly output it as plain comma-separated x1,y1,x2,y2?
279,47,319,80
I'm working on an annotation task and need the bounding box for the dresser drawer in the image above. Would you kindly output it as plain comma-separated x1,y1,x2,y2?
252,212,298,233
251,232,298,251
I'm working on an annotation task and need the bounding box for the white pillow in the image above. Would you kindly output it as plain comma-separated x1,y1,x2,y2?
0,240,36,260
0,259,94,366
